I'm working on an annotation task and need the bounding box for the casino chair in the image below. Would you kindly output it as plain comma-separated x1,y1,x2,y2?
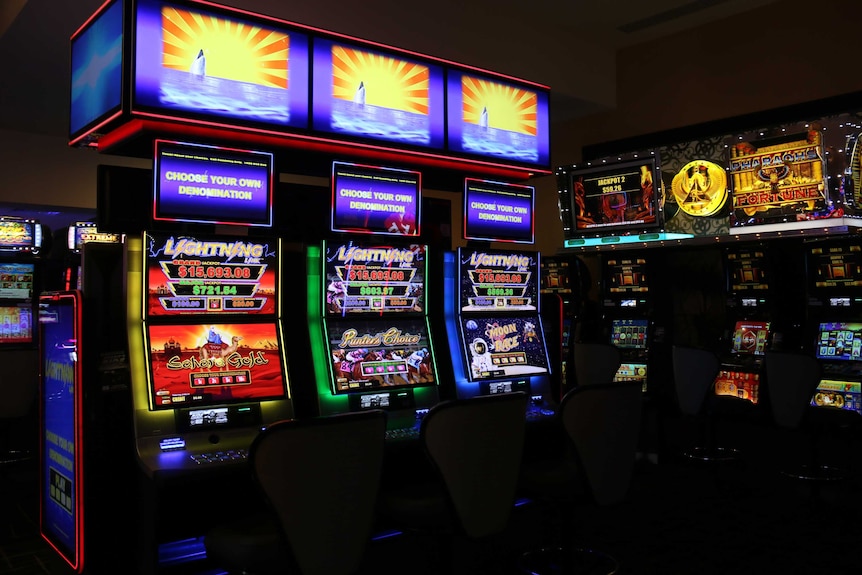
204,409,387,575
572,342,621,387
764,351,852,492
517,381,644,575
377,391,529,573
671,345,742,465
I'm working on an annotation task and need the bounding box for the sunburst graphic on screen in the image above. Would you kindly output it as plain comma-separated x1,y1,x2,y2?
462,76,537,136
161,7,289,89
331,45,429,115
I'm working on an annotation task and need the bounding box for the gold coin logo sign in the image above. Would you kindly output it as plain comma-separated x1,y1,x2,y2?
671,160,728,217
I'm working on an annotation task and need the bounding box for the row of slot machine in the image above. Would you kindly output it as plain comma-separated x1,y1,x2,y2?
36,141,555,574
538,240,862,420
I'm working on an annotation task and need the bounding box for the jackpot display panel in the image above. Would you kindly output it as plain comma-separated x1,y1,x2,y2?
307,239,439,428
443,247,553,417
125,233,292,476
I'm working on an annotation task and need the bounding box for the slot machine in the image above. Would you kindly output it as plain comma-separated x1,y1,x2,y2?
59,221,123,291
442,178,555,420
0,216,43,351
805,239,862,416
540,255,582,398
713,247,775,406
601,254,652,393
116,140,292,574
306,161,441,441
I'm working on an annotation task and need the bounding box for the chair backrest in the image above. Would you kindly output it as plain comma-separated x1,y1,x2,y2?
764,351,821,429
560,381,643,506
672,345,720,416
251,410,386,575
573,342,622,386
422,391,528,539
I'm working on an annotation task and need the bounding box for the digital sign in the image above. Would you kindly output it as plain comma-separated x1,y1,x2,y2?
323,240,425,315
808,244,862,291
604,257,649,295
728,129,829,226
144,232,278,317
726,249,769,292
464,178,534,244
730,321,771,356
565,158,660,236
458,248,539,312
39,292,83,572
446,71,550,169
69,0,124,142
134,0,309,130
331,162,421,236
312,39,445,150
458,315,549,382
324,317,436,394
154,140,273,227
146,322,288,409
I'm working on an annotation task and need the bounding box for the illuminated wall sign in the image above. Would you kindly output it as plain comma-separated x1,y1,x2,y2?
670,160,728,217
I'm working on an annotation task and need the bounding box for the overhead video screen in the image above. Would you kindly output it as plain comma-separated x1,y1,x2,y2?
154,140,273,227
464,178,534,244
144,232,278,317
458,248,539,313
135,0,309,130
446,71,550,168
331,161,421,236
69,0,124,141
312,38,445,149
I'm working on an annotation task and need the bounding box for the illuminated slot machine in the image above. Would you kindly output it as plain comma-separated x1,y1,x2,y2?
443,178,554,420
714,320,771,405
810,321,862,414
0,217,42,350
540,255,580,397
602,255,652,392
120,141,292,572
806,241,862,315
61,221,123,291
306,161,440,441
724,247,771,317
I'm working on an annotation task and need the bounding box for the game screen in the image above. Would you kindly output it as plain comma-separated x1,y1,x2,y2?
565,158,659,236
144,232,278,317
808,244,862,291
145,322,288,409
726,249,769,292
730,320,771,356
0,220,39,252
134,0,309,130
614,362,648,391
39,292,81,568
324,317,436,394
331,162,421,236
729,129,829,226
458,247,539,312
323,240,425,316
815,322,862,361
714,370,760,404
611,319,648,349
604,257,648,295
69,0,123,142
459,315,549,382
464,178,534,244
446,71,550,168
312,38,445,150
0,263,34,344
154,140,273,227
811,379,862,414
